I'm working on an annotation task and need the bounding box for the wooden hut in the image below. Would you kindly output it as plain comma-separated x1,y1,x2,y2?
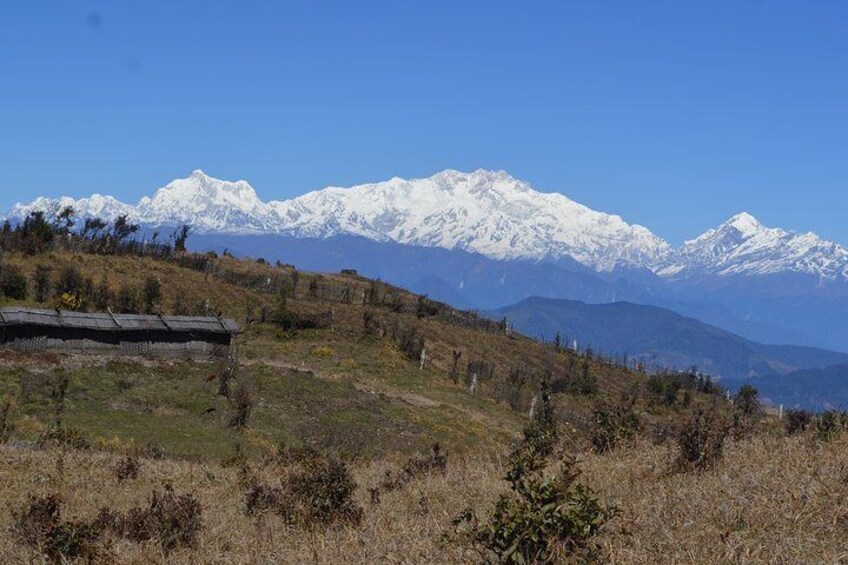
0,308,239,360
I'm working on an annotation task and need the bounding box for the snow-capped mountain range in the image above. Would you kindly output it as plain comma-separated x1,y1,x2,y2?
6,169,848,282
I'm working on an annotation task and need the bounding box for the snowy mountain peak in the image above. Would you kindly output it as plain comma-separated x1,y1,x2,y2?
270,169,670,271
723,212,765,237
4,169,848,282
136,171,274,233
660,213,848,281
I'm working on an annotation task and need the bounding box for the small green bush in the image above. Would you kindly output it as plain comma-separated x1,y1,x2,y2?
734,385,760,417
591,400,640,453
814,410,848,442
448,451,617,563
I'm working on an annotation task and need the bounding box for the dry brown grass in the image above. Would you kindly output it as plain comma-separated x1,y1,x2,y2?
2,431,848,563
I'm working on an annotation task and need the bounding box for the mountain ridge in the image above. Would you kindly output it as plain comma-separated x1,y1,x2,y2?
6,168,848,283
494,296,848,383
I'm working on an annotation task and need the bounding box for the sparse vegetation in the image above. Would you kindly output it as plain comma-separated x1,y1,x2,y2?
0,228,837,562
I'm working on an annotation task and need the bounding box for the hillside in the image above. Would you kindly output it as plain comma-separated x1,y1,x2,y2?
0,247,661,460
495,297,848,381
2,236,848,563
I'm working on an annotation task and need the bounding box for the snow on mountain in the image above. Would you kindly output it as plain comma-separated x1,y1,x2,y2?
270,169,671,271
5,169,848,281
6,194,136,223
658,212,848,281
136,170,279,233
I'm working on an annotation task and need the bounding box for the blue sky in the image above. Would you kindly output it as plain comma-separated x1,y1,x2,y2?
2,1,848,245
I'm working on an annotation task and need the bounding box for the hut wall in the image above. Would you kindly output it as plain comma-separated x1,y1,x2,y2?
0,326,231,360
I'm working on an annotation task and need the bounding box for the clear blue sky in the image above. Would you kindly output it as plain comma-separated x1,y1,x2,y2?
2,1,848,245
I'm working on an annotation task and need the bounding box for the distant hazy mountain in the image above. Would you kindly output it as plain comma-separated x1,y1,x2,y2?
493,297,848,381
728,363,848,411
8,168,848,350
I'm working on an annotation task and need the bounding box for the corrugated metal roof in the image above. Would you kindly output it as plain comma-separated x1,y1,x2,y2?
58,311,122,330
160,316,231,333
113,314,169,331
0,308,239,334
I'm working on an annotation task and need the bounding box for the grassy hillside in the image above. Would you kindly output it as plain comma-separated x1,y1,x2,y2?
8,245,840,563
0,249,665,460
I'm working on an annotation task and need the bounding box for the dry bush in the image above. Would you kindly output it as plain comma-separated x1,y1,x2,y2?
390,323,425,361
38,426,91,450
95,486,203,552
784,409,812,436
113,456,140,483
676,408,729,472
228,381,254,429
371,443,447,503
246,446,363,528
12,494,104,562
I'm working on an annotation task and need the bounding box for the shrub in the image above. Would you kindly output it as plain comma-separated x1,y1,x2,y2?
814,410,848,442
467,359,496,383
12,494,103,562
33,264,52,302
97,486,202,552
228,381,254,429
448,350,462,384
392,323,425,361
247,446,363,527
93,274,112,310
115,284,141,314
520,377,557,458
646,374,682,406
270,292,297,331
38,426,91,450
372,443,448,501
113,455,140,482
244,480,289,517
784,409,813,436
574,360,597,395
734,384,760,417
54,265,85,298
362,310,378,336
676,408,729,472
402,442,447,478
591,400,640,453
171,289,190,315
415,295,440,318
142,277,162,314
448,451,617,563
0,399,12,444
1,265,28,300
288,455,362,526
